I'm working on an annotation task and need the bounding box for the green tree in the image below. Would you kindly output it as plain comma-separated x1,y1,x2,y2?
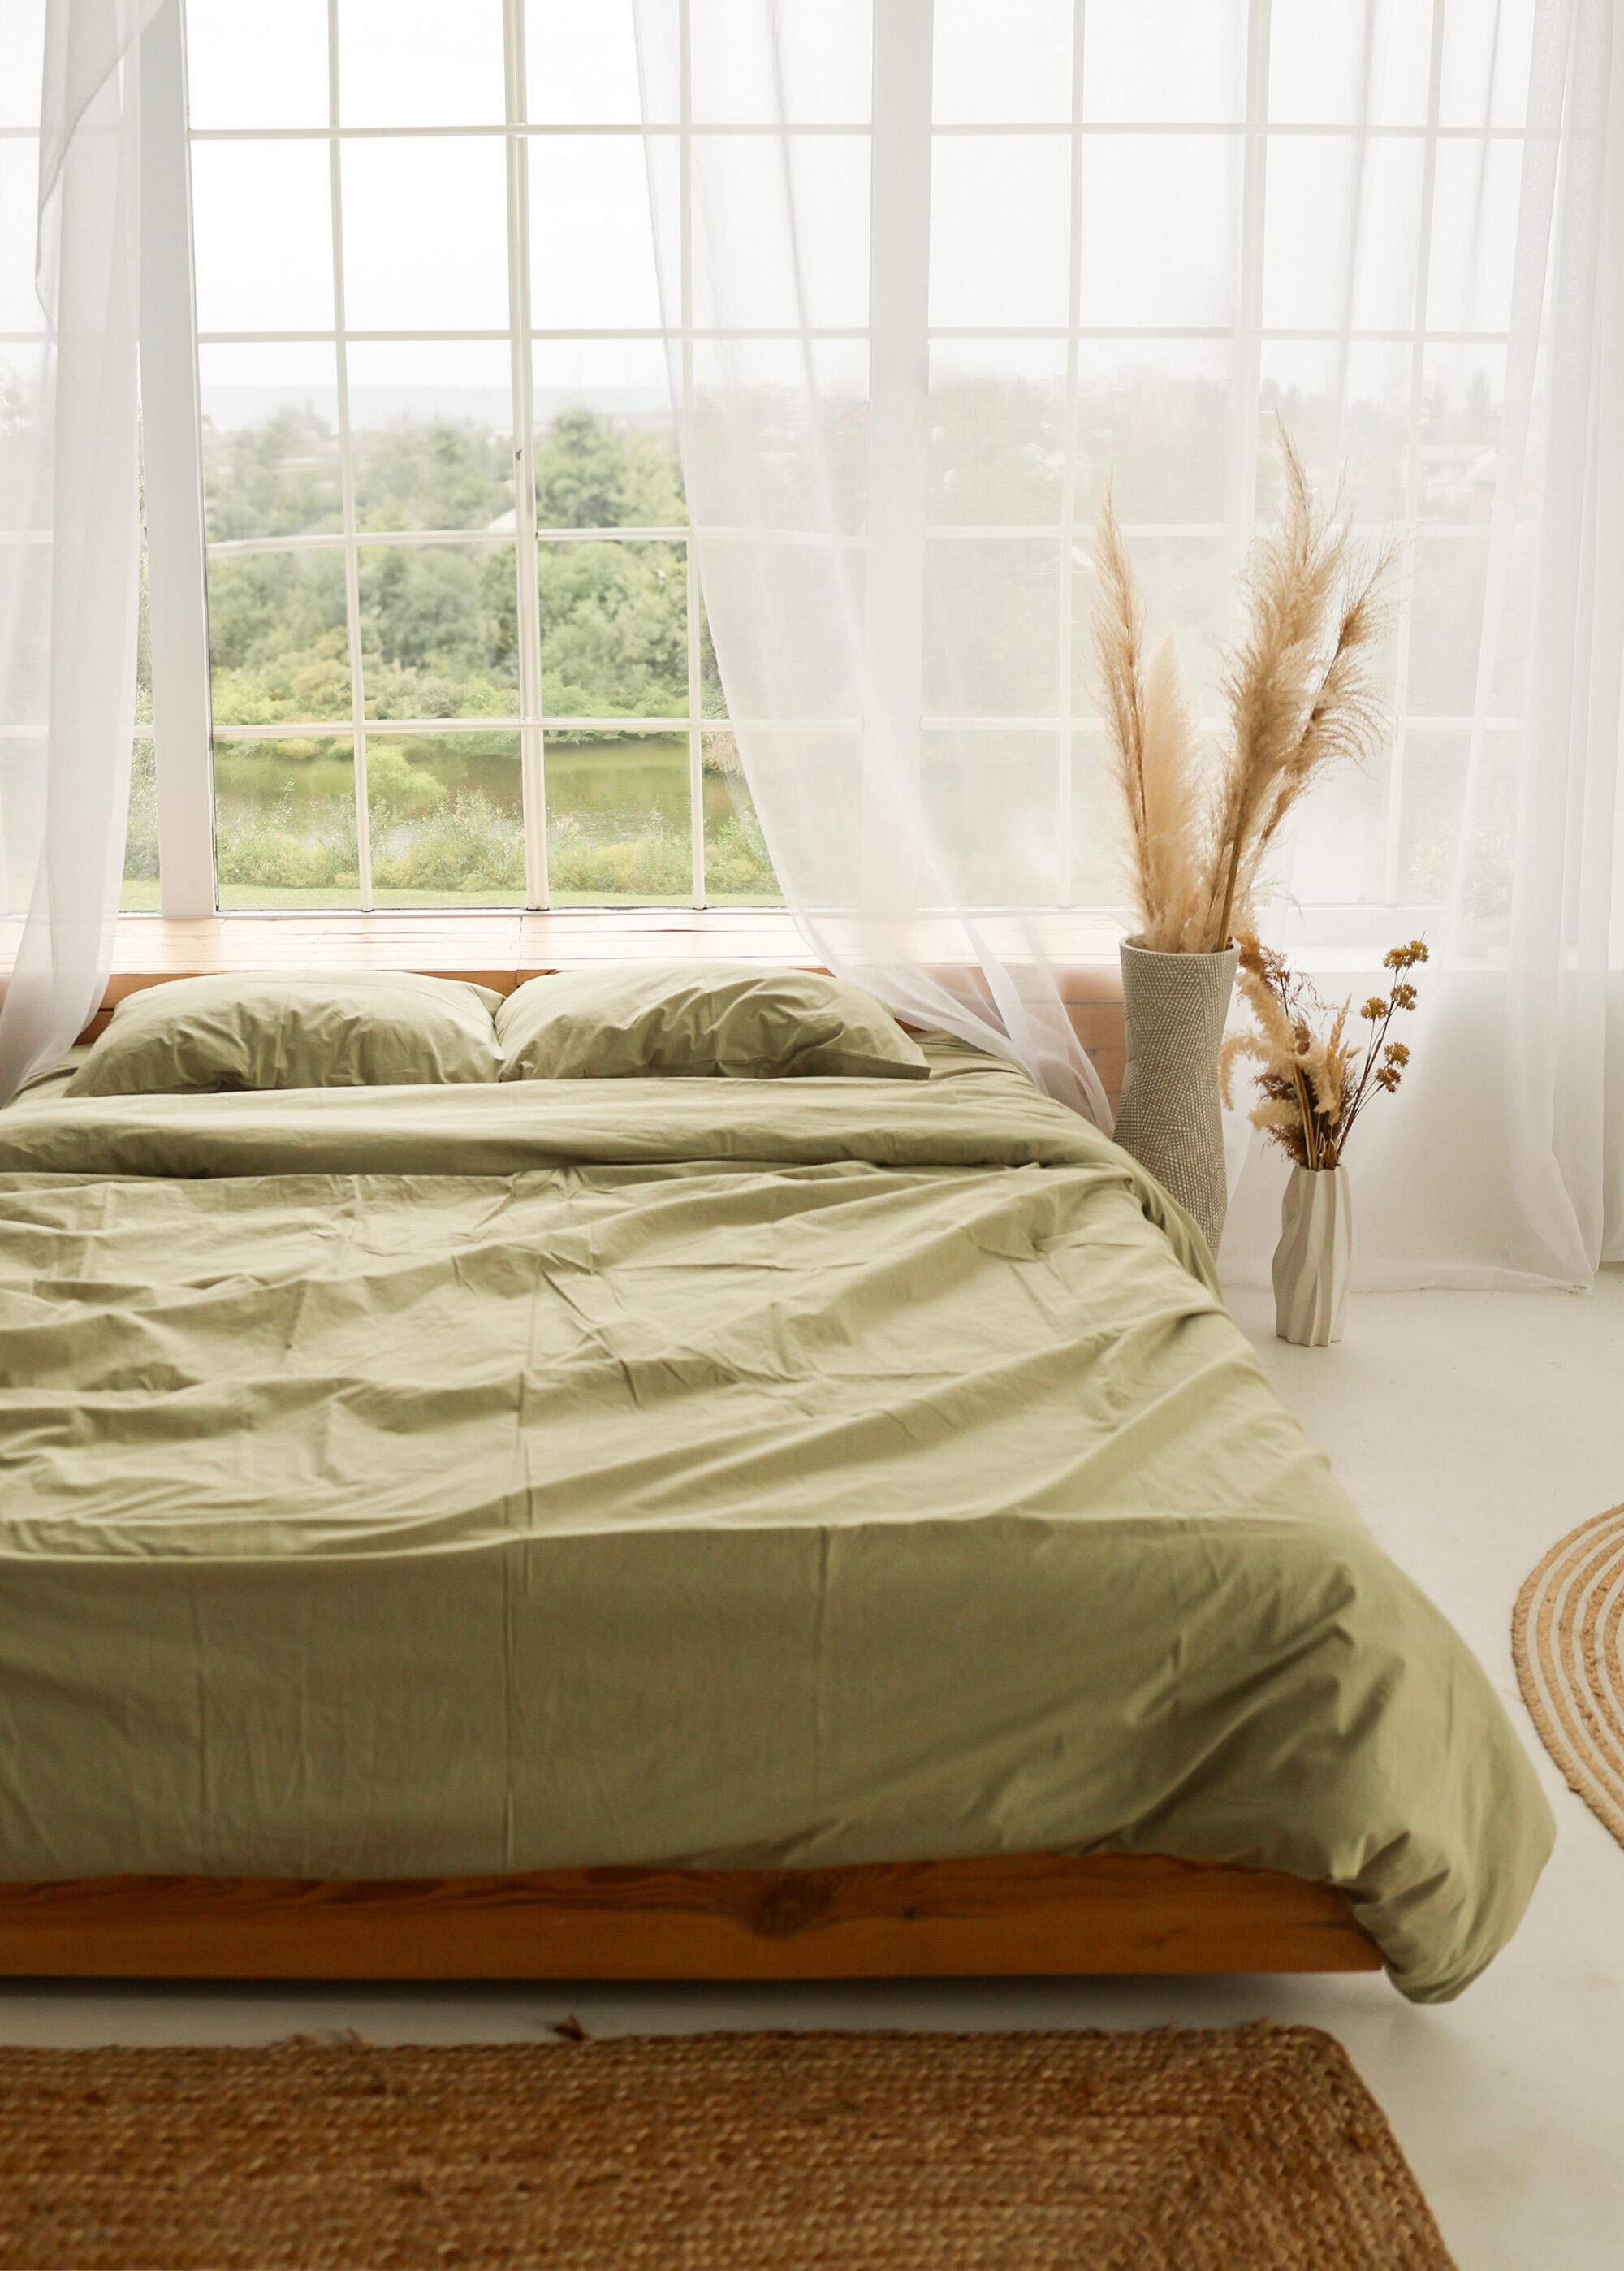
355,420,511,533
533,407,685,529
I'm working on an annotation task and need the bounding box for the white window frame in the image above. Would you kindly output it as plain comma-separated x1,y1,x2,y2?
137,0,719,919
136,0,1530,932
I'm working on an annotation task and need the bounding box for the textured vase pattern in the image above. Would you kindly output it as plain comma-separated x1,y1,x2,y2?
1273,1164,1354,1346
1111,941,1238,1256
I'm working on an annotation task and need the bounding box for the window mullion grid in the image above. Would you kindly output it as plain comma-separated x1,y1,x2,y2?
1384,0,1448,906
1056,0,1087,909
326,0,372,908
503,0,549,908
680,0,705,907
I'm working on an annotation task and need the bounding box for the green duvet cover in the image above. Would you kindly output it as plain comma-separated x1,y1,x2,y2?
0,1039,1551,1998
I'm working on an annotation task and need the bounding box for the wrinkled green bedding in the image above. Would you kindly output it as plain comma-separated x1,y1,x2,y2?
0,1039,1551,1997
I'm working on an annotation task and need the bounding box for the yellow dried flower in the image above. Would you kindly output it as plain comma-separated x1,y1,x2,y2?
1225,932,1424,1168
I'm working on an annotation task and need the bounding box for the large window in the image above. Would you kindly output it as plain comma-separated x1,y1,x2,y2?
132,0,1535,930
909,0,1533,931
134,0,773,913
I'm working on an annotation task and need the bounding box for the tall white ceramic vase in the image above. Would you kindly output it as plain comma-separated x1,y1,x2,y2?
1112,939,1239,1257
1272,1164,1354,1345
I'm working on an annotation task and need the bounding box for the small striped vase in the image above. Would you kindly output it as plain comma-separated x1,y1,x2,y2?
1112,938,1238,1257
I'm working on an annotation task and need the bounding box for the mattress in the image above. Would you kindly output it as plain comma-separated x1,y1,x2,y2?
0,1036,1552,1999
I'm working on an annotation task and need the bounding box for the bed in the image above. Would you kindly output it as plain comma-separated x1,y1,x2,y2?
0,1027,1552,2001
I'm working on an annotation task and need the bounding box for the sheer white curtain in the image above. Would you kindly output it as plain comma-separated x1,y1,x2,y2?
636,0,1623,1287
633,0,1110,1123
1221,0,1624,1289
0,0,158,1103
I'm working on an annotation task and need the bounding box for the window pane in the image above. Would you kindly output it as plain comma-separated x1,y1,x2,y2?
367,731,524,905
1418,345,1505,525
689,138,870,331
1263,137,1423,335
525,0,641,123
359,543,520,720
199,344,342,541
1408,534,1490,716
1256,340,1410,521
533,341,680,513
184,0,328,130
699,537,864,721
922,731,1065,904
1072,339,1233,522
1285,741,1397,906
123,739,160,912
930,136,1071,330
347,343,515,534
1391,726,1521,922
341,138,510,331
533,389,684,530
698,585,725,718
1073,529,1232,716
1268,0,1431,128
214,735,361,908
1,350,46,571
689,0,871,124
1078,136,1241,329
338,0,505,127
928,340,1068,527
0,145,40,332
1395,727,1467,905
529,138,663,330
539,539,689,718
925,538,1063,719
933,0,1072,124
689,339,867,538
1439,0,1537,129
207,550,351,726
136,538,152,728
545,729,693,902
702,733,782,903
1070,728,1122,907
191,141,335,332
129,553,155,906
1082,0,1244,124
1427,141,1524,336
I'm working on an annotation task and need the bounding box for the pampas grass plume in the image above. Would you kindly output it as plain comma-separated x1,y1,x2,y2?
1095,430,1399,954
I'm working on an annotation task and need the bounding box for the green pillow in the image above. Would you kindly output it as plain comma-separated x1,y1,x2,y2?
67,971,503,1096
496,962,931,1082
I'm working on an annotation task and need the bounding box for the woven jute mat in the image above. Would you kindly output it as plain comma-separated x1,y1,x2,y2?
1514,1500,1624,1845
0,2021,1452,2271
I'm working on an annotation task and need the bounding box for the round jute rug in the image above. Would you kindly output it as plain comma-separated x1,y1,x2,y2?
1514,1500,1624,1845
0,2022,1452,2271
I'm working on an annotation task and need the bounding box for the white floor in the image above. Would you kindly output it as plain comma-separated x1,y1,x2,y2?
6,1274,1623,2270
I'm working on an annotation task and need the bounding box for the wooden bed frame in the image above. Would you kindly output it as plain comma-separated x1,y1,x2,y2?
26,942,1371,1986
0,1856,1379,1980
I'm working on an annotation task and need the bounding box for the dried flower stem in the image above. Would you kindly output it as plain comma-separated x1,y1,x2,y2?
1221,937,1429,1170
